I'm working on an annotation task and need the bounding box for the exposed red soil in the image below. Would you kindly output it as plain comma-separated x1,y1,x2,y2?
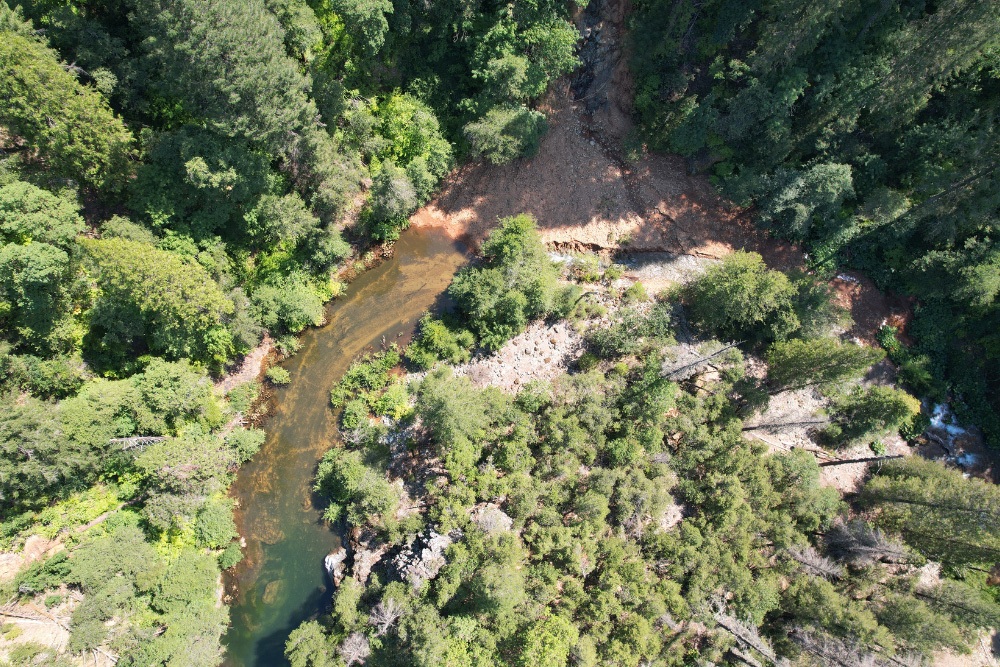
831,271,915,345
411,86,803,272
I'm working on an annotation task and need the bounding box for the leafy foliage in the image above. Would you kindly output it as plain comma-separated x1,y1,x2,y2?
82,237,234,369
0,21,133,191
447,214,557,350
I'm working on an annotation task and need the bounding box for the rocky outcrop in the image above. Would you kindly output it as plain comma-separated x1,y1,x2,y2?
348,529,389,586
392,530,460,589
324,547,348,587
469,504,513,534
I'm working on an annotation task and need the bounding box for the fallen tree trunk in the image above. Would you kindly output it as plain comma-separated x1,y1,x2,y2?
819,454,904,467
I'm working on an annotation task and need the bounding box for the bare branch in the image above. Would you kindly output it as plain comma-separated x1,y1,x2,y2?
339,632,371,666
368,598,404,636
786,545,844,580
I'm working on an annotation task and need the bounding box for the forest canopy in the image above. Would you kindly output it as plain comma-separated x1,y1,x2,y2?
2,0,1000,665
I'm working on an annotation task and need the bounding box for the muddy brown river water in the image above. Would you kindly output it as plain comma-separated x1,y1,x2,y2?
222,228,469,666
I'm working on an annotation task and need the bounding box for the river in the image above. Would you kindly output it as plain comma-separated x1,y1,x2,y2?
222,228,469,666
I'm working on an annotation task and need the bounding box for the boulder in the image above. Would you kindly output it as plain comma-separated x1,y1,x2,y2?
392,529,460,589
324,547,348,587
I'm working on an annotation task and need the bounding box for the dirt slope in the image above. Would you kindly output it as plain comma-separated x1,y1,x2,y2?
411,0,802,271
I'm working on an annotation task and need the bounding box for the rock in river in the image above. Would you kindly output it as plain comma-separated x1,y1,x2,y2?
324,547,348,587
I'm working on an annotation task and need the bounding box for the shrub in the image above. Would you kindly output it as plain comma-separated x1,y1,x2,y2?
226,428,266,463
219,542,244,569
683,251,798,344
586,302,675,358
622,281,649,304
464,106,548,164
194,496,238,549
373,382,411,420
448,215,558,350
405,315,474,369
331,346,401,406
341,398,370,430
227,380,262,414
822,386,922,447
577,352,599,372
569,254,602,282
266,366,291,385
603,264,626,282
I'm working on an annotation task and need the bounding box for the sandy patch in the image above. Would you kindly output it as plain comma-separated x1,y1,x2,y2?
215,334,273,394
0,536,64,585
831,271,914,346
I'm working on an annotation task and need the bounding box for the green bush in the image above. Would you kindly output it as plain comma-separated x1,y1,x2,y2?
266,366,291,385
226,428,266,463
227,380,262,414
603,264,626,282
331,346,401,407
822,386,922,447
448,215,558,350
373,382,411,420
341,397,370,430
219,542,244,569
405,315,475,369
576,352,599,372
569,254,602,282
464,106,548,164
194,496,238,549
622,281,649,304
586,302,675,358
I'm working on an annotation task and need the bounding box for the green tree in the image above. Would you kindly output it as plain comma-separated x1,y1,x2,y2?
286,620,339,667
757,163,855,241
765,338,884,393
314,447,400,531
330,0,393,58
0,395,84,508
684,251,799,344
137,0,314,150
0,182,85,250
0,27,133,191
250,274,326,334
464,106,548,165
81,237,234,368
0,242,75,353
130,126,275,242
137,434,234,532
861,457,1000,567
364,161,417,241
448,214,557,350
822,386,920,446
375,93,453,202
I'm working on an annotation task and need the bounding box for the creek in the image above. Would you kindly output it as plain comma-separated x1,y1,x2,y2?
222,228,469,666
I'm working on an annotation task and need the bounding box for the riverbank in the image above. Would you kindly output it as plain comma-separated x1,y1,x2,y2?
222,228,469,667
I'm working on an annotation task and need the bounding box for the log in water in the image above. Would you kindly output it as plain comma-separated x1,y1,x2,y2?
222,228,469,666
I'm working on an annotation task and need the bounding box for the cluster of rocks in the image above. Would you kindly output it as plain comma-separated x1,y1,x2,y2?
452,321,584,392
325,526,474,592
324,547,348,587
469,504,513,534
392,529,460,590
